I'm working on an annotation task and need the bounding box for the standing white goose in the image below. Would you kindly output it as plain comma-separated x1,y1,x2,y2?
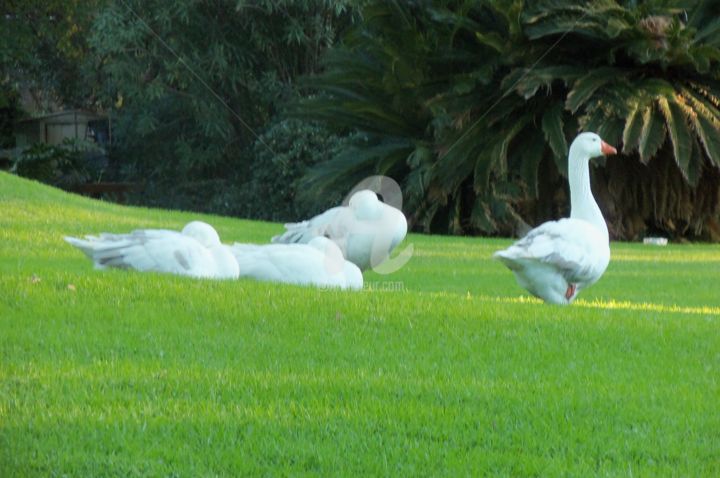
230,237,363,290
272,189,407,271
65,221,240,279
494,132,617,304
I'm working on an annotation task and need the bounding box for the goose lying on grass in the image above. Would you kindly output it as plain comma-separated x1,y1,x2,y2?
272,189,407,271
230,237,363,290
66,222,361,289
65,221,239,279
494,132,617,305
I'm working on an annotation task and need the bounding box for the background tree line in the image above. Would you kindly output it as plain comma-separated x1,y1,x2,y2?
3,0,720,240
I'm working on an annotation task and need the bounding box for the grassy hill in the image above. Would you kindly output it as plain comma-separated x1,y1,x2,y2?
1,171,719,476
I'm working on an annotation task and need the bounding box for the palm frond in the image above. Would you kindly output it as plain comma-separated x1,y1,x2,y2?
658,96,693,177
691,110,720,168
473,118,528,192
622,101,644,154
504,66,582,99
566,67,618,113
541,103,568,175
516,129,549,198
299,138,414,200
638,104,666,164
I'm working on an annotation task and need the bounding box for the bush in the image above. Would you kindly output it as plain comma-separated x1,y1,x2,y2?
12,138,106,189
120,119,351,222
225,118,353,222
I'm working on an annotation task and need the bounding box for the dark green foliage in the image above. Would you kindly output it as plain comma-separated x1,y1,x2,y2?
11,138,106,189
0,91,21,150
0,0,105,110
122,119,350,222
237,119,351,221
299,0,720,239
90,0,354,214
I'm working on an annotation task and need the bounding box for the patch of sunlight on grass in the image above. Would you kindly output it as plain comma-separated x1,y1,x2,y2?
575,298,720,315
472,294,720,316
613,250,720,263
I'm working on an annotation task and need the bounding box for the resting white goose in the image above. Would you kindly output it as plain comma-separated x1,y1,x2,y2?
272,189,407,271
230,237,363,290
65,221,240,279
494,132,617,304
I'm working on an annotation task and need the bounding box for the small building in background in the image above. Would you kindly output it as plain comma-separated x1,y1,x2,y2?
5,108,133,202
14,109,111,148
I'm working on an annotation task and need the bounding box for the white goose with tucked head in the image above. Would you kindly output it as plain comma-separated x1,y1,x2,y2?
494,132,617,304
271,189,407,271
230,237,363,290
65,221,240,279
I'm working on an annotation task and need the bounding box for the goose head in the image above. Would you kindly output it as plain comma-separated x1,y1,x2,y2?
569,132,617,163
181,221,221,248
349,190,383,220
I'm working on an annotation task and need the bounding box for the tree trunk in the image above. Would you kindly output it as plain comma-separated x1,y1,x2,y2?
593,152,720,241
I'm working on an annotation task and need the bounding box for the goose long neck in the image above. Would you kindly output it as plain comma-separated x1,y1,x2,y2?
568,146,608,241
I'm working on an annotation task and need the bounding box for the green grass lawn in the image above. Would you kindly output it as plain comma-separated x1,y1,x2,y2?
2,171,719,476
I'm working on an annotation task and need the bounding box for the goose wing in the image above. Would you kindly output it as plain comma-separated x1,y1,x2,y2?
495,218,608,285
65,229,216,278
271,207,345,244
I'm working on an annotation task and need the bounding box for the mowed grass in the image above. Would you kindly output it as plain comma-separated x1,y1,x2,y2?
1,171,719,476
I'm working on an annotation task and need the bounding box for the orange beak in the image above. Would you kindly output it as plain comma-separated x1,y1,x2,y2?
601,140,617,156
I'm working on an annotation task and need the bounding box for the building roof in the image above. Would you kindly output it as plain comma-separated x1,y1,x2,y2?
16,109,107,124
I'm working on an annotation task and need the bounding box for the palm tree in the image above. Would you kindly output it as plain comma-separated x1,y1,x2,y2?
298,0,720,240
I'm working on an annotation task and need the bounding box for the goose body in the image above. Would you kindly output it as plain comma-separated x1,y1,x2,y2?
494,132,616,304
230,237,363,290
272,189,407,271
65,221,239,279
